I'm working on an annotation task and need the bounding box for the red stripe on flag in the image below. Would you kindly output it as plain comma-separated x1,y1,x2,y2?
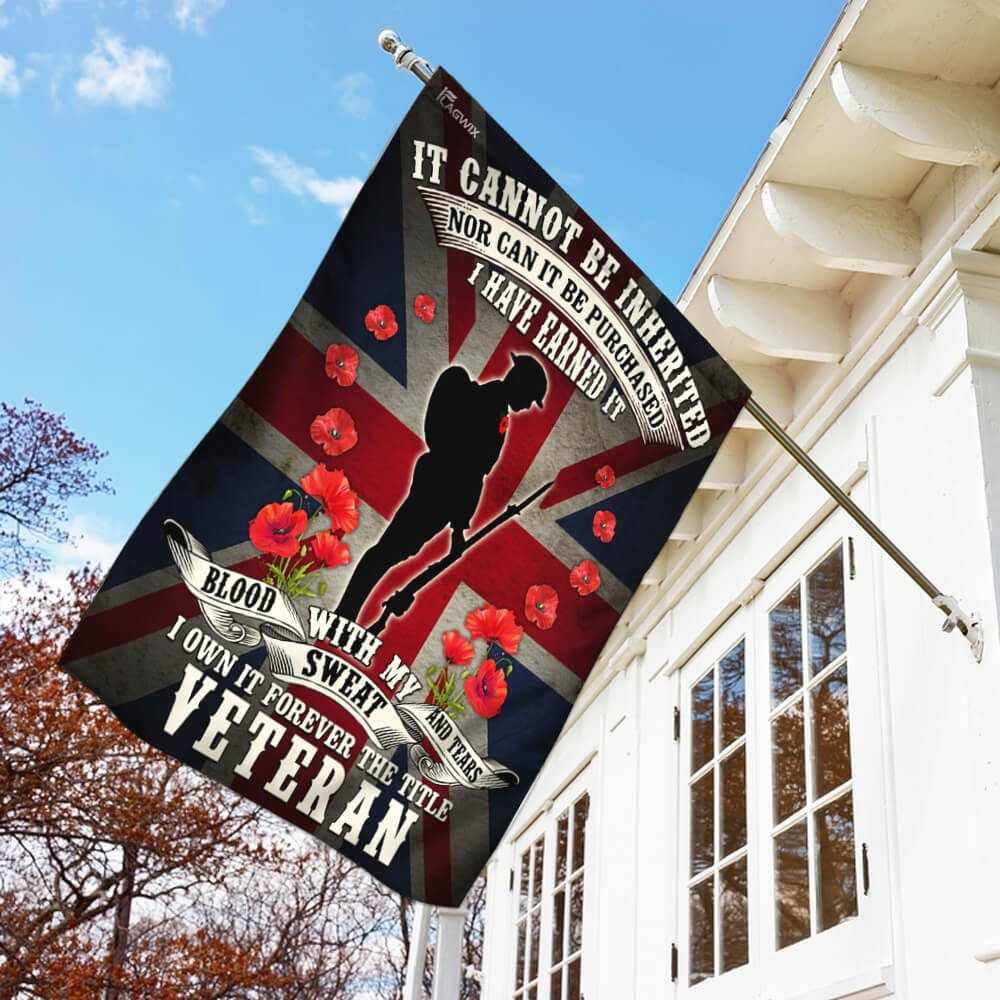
540,399,746,510
239,325,425,519
62,554,265,664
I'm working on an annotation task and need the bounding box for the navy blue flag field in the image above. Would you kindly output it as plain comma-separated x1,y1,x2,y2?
62,69,750,906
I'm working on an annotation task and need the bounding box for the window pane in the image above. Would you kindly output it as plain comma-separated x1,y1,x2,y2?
690,770,715,876
816,793,858,932
689,876,714,985
720,857,749,974
772,700,806,823
518,853,530,916
552,887,565,963
529,911,540,982
571,794,589,872
808,547,846,671
770,586,803,706
812,662,852,798
692,670,715,772
556,811,569,884
516,921,526,987
569,875,584,953
550,968,562,1000
721,640,746,748
531,837,544,907
775,820,810,950
567,957,581,1000
528,987,537,1000
721,746,747,857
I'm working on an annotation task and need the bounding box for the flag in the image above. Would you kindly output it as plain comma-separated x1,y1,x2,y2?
62,69,749,906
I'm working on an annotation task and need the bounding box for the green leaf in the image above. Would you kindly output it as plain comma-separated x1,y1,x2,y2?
281,489,294,501
300,544,307,557
317,580,326,595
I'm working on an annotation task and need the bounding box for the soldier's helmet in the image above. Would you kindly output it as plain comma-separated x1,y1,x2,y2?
504,353,548,411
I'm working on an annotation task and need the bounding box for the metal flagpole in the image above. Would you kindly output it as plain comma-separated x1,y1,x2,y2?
375,28,984,666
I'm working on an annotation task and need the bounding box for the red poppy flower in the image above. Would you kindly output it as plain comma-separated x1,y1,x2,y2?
524,584,559,630
442,629,474,667
570,559,601,596
592,510,616,543
299,465,360,534
498,415,510,434
310,530,350,568
249,502,308,558
465,604,523,655
365,304,398,341
464,658,509,719
325,344,359,387
310,407,358,457
595,464,616,489
414,293,436,323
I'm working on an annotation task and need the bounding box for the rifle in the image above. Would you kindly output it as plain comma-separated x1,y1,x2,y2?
368,478,554,636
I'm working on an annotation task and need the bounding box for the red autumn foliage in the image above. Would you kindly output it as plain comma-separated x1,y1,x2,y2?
0,402,488,998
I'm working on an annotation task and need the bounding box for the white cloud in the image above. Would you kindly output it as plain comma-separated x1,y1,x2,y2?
0,514,123,622
249,146,362,218
238,196,265,226
335,71,373,120
0,0,7,30
39,0,64,13
0,53,22,96
249,175,268,193
75,30,170,108
172,0,225,34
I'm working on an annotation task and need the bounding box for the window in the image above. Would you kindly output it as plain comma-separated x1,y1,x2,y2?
769,545,857,949
548,794,589,1000
514,835,545,1000
512,778,591,1000
676,527,889,996
687,639,749,986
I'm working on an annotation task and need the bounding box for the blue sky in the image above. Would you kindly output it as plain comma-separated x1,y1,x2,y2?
0,0,845,571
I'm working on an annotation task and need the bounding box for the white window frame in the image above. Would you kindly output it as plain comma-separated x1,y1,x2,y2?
508,766,594,1000
675,515,891,998
676,607,759,999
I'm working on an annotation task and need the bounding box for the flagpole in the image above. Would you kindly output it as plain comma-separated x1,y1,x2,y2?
375,30,983,662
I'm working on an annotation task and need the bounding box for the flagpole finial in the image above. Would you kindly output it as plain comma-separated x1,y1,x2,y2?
377,29,434,85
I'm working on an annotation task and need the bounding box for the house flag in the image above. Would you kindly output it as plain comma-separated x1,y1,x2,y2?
62,69,750,906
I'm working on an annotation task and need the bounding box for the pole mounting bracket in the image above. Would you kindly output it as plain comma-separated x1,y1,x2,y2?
933,594,984,662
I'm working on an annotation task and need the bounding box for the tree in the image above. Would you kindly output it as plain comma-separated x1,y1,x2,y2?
0,401,489,997
0,399,111,574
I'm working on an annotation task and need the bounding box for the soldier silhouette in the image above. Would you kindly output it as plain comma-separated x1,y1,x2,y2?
335,353,548,624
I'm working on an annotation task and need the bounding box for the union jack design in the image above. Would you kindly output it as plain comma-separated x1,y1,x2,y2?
62,69,749,905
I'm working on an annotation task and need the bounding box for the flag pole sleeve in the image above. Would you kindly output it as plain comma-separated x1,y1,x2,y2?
374,28,983,664
745,397,983,661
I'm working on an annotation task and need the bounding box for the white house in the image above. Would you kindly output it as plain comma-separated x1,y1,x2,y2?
477,1,1000,997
